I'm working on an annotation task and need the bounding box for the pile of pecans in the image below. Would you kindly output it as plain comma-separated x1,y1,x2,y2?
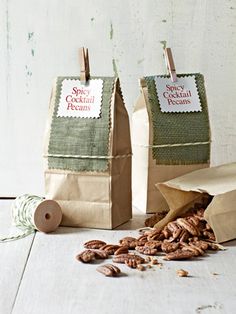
76,202,222,277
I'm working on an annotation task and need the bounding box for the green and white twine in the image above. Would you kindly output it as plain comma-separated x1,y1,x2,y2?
0,194,44,243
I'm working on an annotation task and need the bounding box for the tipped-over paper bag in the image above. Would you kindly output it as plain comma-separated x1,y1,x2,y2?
155,163,236,243
132,74,210,213
44,76,132,229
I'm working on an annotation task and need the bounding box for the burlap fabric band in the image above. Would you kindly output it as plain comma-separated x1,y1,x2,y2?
144,73,210,165
48,76,115,172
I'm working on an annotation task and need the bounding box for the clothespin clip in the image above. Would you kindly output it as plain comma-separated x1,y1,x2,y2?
164,48,177,82
79,47,90,83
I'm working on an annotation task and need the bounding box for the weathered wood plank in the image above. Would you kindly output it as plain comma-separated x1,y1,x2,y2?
12,209,236,314
0,200,34,314
1,0,236,195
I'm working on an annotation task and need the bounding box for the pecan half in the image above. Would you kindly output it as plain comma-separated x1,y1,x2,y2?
100,244,121,255
76,250,96,263
164,249,195,260
177,218,199,236
181,243,202,257
125,259,141,268
84,240,106,249
161,241,179,253
119,237,138,249
135,246,158,256
167,221,180,233
114,246,129,256
147,230,165,241
96,264,121,277
137,235,148,246
113,253,145,264
92,249,109,259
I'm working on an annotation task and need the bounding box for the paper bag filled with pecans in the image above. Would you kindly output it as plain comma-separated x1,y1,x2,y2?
132,73,211,213
44,76,132,229
155,163,236,243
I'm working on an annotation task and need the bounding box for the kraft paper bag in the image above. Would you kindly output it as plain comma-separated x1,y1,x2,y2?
44,76,132,229
155,162,236,243
132,74,211,213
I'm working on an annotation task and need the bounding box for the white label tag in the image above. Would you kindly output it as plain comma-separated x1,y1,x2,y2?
154,75,201,113
57,79,103,118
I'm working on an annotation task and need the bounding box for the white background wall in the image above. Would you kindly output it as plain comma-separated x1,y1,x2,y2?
1,0,236,196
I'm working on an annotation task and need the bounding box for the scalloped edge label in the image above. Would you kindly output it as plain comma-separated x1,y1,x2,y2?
57,79,103,118
154,75,202,113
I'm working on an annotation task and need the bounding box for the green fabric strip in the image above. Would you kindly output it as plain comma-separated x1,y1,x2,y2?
48,76,115,171
145,73,210,165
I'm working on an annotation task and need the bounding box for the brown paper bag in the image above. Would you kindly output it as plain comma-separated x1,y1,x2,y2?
155,162,236,243
132,74,210,213
43,76,132,229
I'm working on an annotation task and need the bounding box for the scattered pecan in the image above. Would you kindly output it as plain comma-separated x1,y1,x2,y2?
164,249,196,260
96,264,121,277
172,228,182,240
92,249,109,259
84,240,106,249
125,259,140,268
177,269,189,277
144,240,162,249
137,235,148,246
137,264,145,271
161,241,179,253
135,246,158,256
189,243,205,256
181,243,203,257
76,250,96,263
114,246,129,256
191,240,209,251
177,218,199,236
113,253,145,264
147,230,165,241
100,244,121,255
119,237,138,249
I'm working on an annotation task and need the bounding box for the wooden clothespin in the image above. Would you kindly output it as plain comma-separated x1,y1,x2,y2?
164,48,177,82
79,47,90,83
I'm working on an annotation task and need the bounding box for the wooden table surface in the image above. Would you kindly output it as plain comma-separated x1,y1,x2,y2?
1,199,236,314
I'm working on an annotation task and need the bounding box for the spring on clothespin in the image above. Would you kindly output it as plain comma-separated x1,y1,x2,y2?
164,48,177,82
79,47,90,83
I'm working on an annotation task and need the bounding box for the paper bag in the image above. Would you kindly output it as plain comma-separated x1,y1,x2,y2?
132,74,210,213
156,163,236,243
44,76,132,229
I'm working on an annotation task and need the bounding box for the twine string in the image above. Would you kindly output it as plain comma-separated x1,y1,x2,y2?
44,153,132,159
133,141,210,148
0,194,44,243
